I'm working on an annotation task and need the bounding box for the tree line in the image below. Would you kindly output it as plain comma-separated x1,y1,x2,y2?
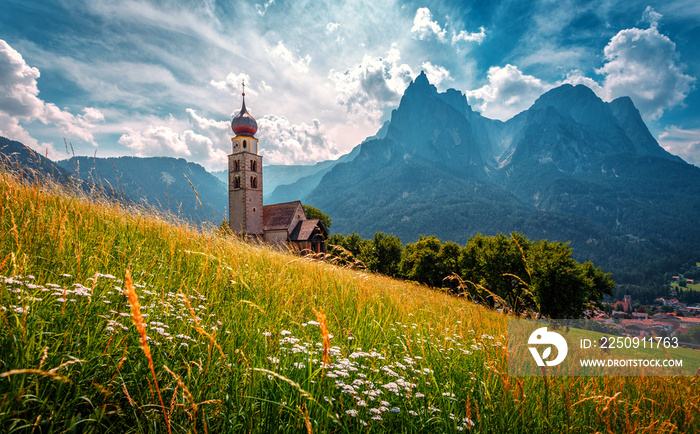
327,232,615,319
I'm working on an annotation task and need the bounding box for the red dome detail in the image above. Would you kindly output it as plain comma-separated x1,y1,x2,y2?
231,94,257,137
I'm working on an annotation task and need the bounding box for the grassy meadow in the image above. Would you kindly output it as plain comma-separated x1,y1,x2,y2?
1,167,699,433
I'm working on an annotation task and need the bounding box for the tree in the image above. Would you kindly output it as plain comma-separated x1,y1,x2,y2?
326,232,370,268
303,205,332,230
457,233,614,318
528,241,614,318
365,232,403,276
683,325,700,344
400,236,444,287
458,233,531,313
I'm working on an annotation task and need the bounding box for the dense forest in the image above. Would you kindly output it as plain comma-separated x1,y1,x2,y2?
327,231,615,319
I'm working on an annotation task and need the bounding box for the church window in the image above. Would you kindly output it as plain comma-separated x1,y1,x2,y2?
243,140,247,149
234,160,240,172
250,176,258,188
234,176,240,188
251,160,257,172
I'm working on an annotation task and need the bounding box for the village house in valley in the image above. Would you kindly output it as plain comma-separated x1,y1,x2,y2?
227,86,328,253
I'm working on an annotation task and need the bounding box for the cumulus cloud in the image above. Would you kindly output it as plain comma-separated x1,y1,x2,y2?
595,23,694,120
467,11,694,123
119,125,193,156
329,45,414,121
562,70,606,98
266,41,311,74
0,39,103,155
257,114,340,165
466,64,552,120
411,8,485,46
452,27,486,44
411,7,446,41
641,5,663,27
118,109,229,169
210,72,254,96
420,62,452,87
118,107,339,168
658,126,700,166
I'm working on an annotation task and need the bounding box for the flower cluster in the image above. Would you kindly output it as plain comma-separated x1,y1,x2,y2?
259,319,503,430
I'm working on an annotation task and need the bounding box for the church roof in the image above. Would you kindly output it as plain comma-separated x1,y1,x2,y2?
262,201,304,231
289,219,327,241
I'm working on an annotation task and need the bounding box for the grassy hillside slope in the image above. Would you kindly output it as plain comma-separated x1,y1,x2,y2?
0,168,698,433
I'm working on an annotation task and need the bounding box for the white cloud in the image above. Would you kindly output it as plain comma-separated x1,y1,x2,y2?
118,107,339,168
210,72,254,96
658,126,700,166
326,22,340,34
118,108,230,169
256,0,275,16
0,39,103,155
411,7,446,41
266,41,311,74
257,114,340,165
466,64,552,120
452,27,486,44
0,41,43,118
641,6,662,28
329,45,414,122
595,24,694,120
411,7,485,46
562,70,606,98
420,62,452,87
119,124,192,156
467,13,695,123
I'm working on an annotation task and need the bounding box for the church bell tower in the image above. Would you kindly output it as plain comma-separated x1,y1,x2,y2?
228,83,263,237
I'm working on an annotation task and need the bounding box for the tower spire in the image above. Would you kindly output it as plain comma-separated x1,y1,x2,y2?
241,79,247,111
231,78,257,137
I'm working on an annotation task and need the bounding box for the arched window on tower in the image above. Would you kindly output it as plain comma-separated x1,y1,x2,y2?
251,176,257,188
251,160,257,172
234,176,240,189
234,160,240,172
243,140,247,150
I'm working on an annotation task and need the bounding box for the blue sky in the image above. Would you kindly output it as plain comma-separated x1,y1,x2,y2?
1,0,698,169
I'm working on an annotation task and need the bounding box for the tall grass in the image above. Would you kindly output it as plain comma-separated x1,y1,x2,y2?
0,166,698,433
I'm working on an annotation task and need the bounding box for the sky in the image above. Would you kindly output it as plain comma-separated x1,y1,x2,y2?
1,0,699,170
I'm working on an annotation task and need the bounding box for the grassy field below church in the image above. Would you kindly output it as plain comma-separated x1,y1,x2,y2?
1,167,699,433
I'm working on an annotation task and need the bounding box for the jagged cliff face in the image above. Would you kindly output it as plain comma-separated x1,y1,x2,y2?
302,72,700,286
343,72,680,180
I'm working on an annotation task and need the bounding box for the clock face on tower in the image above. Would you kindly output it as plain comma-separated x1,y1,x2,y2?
233,140,240,152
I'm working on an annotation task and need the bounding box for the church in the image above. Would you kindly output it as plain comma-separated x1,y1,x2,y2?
227,87,328,253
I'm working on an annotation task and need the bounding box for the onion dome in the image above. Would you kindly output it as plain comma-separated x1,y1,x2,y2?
231,93,257,137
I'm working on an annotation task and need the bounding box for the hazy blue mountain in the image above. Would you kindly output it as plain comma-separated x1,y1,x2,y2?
210,169,227,185
56,156,227,225
263,120,388,204
303,72,700,287
266,143,363,204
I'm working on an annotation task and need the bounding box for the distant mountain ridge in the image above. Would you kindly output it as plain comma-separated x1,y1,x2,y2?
55,156,227,225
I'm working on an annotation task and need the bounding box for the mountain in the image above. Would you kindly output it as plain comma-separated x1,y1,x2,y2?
265,144,362,204
302,72,700,287
0,137,72,181
56,156,227,225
